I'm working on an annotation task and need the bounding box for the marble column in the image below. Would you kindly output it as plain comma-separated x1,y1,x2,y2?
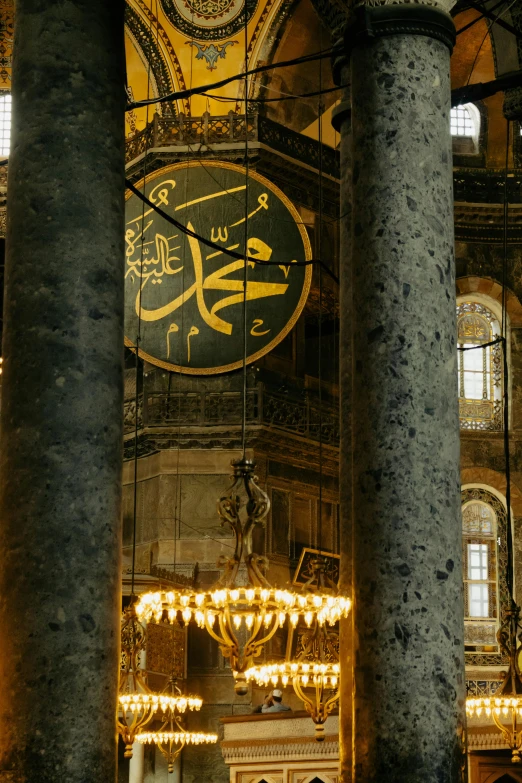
129,743,145,783
332,69,353,783
0,2,125,782
345,3,466,782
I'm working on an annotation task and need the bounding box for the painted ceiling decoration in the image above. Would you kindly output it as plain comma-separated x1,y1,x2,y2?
0,0,13,89
187,40,238,70
159,0,258,41
125,3,177,116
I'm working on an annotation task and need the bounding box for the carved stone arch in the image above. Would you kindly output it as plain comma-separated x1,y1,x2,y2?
461,470,522,517
308,0,348,36
247,0,302,100
247,0,339,128
304,776,332,783
482,771,522,783
125,0,183,117
456,277,522,326
452,0,520,79
487,7,520,79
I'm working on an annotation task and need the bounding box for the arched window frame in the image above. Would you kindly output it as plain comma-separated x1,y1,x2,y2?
451,102,481,155
0,91,11,157
457,296,504,431
462,485,510,667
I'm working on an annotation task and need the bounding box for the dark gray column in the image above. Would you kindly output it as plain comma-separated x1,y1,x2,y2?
332,70,353,783
347,5,466,783
0,2,125,781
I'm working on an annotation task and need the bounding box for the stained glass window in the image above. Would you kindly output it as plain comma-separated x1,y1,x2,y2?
457,301,502,430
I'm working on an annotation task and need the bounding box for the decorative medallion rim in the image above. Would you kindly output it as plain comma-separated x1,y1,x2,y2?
125,160,313,375
159,0,259,41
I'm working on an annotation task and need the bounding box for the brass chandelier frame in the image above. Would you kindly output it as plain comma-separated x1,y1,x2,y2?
117,603,202,757
467,604,522,762
136,678,218,773
136,459,351,694
245,561,342,740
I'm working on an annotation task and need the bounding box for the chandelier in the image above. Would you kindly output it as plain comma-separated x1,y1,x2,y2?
467,604,522,762
118,604,203,757
245,562,341,740
135,459,351,694
135,678,218,773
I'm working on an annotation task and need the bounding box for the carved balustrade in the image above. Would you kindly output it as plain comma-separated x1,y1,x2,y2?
125,112,340,180
123,383,339,445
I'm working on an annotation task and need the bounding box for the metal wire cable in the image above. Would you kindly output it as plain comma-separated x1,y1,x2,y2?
241,0,250,458
127,47,340,111
125,178,340,284
502,118,514,604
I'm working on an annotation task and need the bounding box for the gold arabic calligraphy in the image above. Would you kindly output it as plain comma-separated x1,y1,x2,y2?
126,179,293,363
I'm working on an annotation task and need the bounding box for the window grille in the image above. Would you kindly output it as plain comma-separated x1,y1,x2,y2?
462,489,508,665
462,498,500,654
0,93,11,156
457,301,502,430
451,105,475,137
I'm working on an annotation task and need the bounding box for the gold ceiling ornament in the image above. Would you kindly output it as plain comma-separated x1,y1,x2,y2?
466,604,522,762
135,678,218,773
135,459,351,694
118,604,203,758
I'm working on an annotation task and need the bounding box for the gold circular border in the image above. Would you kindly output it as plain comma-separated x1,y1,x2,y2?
124,160,313,375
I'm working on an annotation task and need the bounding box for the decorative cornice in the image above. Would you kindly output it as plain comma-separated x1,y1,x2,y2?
344,3,456,55
467,729,509,752
354,0,456,11
454,202,522,244
504,86,522,122
221,738,339,764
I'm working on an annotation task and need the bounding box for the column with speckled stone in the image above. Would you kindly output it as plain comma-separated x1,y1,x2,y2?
332,63,353,783
0,1,125,782
347,3,467,782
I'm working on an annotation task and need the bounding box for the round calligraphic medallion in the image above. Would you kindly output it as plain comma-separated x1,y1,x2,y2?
124,162,312,375
159,0,257,40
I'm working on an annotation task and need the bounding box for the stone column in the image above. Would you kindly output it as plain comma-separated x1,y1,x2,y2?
345,3,466,782
0,2,125,782
129,743,145,783
332,71,353,783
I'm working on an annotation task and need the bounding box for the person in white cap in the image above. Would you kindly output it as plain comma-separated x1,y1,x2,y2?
261,688,292,713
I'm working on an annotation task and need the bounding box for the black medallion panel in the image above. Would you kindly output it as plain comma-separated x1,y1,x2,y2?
125,161,312,374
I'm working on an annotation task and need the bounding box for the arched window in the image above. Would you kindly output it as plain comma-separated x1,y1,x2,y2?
462,487,508,665
457,301,502,430
451,105,475,137
462,501,497,622
0,93,11,156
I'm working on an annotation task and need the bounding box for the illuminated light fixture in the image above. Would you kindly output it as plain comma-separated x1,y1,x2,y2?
135,459,351,694
466,605,522,762
245,616,341,740
136,730,218,773
118,604,203,757
135,677,218,773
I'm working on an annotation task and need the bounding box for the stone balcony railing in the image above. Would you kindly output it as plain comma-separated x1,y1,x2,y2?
220,712,339,783
125,112,340,181
123,383,340,447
